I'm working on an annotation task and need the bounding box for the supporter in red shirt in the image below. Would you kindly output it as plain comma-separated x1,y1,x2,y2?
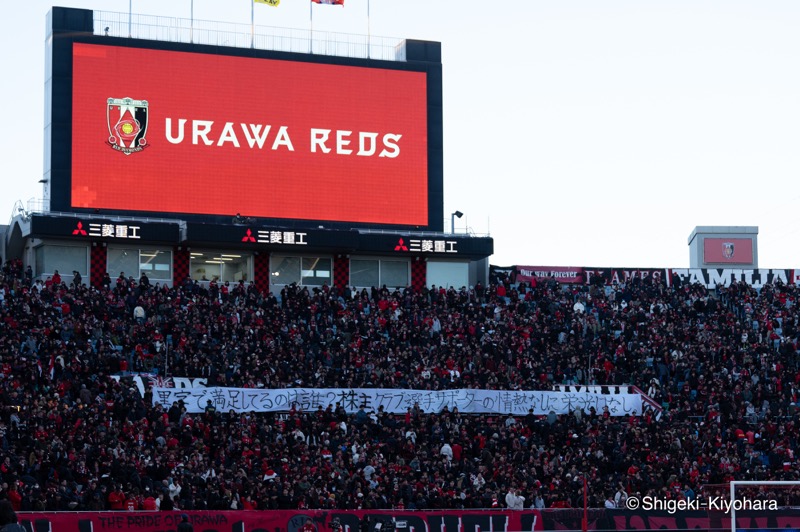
6,483,21,511
125,495,138,511
142,493,157,511
108,486,126,511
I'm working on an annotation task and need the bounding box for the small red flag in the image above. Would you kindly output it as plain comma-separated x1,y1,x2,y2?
312,0,344,5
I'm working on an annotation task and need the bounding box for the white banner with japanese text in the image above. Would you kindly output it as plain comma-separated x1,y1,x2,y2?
152,387,644,416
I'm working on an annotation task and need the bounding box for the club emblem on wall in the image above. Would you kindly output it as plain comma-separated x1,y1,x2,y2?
107,97,148,155
722,242,735,259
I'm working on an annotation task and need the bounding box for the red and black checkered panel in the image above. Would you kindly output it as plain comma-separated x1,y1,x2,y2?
254,252,270,294
333,255,350,290
89,244,107,289
411,258,426,292
173,247,190,287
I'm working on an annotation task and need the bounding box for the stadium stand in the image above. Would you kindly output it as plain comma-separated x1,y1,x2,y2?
0,259,799,511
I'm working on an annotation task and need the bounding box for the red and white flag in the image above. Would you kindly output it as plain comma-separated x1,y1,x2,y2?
38,356,55,379
312,0,345,5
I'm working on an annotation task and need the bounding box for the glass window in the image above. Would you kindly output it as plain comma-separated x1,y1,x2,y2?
225,256,250,282
190,252,251,282
107,248,139,280
271,256,301,285
350,259,379,287
35,247,44,277
301,257,331,286
381,260,409,288
139,249,172,281
191,252,220,281
271,256,332,286
349,258,409,289
35,245,87,278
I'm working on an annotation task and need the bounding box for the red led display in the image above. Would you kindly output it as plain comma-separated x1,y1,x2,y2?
71,43,428,226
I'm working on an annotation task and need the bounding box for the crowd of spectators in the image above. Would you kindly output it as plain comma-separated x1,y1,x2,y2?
0,258,799,512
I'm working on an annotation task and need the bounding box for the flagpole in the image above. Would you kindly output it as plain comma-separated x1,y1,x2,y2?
128,0,132,38
367,0,371,59
190,0,194,43
251,0,255,48
310,1,314,54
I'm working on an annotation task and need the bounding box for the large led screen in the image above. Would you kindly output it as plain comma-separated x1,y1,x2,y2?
703,237,754,264
71,43,428,226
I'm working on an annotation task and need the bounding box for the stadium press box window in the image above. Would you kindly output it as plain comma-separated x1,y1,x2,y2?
107,248,172,283
350,259,409,289
139,250,172,281
271,256,331,287
34,245,89,279
426,261,469,290
189,251,251,283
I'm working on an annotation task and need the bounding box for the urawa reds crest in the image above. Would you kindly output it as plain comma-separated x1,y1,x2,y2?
722,242,735,259
107,97,148,155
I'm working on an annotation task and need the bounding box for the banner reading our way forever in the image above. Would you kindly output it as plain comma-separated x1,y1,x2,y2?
152,387,644,416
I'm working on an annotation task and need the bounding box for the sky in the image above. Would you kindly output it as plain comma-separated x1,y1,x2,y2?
3,1,800,268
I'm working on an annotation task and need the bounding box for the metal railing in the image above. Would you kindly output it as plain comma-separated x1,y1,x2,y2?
93,10,406,61
29,210,185,228
358,228,492,238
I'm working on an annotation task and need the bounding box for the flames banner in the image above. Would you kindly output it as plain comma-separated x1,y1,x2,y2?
501,266,800,290
151,386,644,416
